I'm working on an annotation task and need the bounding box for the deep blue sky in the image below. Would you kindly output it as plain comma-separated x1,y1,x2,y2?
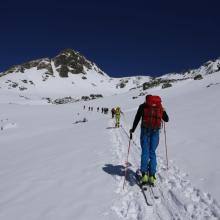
0,0,220,77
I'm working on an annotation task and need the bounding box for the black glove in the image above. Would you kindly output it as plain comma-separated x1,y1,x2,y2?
129,128,134,133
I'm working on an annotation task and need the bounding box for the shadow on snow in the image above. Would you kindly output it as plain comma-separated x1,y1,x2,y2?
106,126,117,129
102,164,136,186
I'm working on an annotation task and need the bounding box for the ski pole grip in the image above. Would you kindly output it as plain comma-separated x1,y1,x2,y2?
130,132,132,140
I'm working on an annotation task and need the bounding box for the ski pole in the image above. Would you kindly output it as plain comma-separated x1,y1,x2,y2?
164,123,169,170
123,132,132,190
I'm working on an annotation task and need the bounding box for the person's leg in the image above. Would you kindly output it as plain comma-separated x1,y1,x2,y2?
149,130,159,176
115,115,119,127
140,128,150,174
118,116,120,127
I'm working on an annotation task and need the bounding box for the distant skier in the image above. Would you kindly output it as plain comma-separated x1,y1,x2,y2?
111,108,116,118
104,108,108,114
130,95,169,186
115,107,121,128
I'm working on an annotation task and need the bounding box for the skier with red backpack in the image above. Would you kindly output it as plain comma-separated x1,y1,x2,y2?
130,95,169,186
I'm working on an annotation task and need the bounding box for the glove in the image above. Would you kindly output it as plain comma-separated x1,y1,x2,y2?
130,128,134,133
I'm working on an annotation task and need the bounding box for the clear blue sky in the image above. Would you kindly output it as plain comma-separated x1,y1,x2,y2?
0,0,219,77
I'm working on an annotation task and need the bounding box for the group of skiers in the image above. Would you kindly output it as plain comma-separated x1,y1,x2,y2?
83,94,169,187
84,106,97,111
83,105,123,128
83,105,109,114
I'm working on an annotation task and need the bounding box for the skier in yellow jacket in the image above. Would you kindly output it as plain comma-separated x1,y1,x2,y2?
115,107,121,128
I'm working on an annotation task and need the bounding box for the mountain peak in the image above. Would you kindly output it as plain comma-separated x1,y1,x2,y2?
59,48,80,56
1,48,107,78
53,48,93,77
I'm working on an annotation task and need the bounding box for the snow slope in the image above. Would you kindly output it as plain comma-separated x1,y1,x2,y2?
0,69,220,219
0,65,151,101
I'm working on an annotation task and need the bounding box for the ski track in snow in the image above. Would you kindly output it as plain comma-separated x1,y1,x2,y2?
108,117,220,220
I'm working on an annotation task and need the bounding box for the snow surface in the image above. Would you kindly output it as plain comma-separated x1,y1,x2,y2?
0,70,220,219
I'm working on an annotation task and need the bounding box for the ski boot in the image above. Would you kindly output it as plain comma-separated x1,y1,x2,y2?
148,175,156,186
140,173,149,186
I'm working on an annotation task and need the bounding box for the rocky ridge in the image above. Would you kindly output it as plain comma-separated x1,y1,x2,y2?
1,48,106,78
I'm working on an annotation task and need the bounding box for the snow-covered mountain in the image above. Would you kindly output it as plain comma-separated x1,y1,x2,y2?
160,58,220,80
1,48,219,103
0,49,150,100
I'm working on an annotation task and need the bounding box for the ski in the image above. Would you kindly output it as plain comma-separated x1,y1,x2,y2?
149,185,160,199
140,185,153,206
135,170,153,206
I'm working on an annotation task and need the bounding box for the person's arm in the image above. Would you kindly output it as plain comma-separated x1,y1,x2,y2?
162,111,169,122
130,104,143,133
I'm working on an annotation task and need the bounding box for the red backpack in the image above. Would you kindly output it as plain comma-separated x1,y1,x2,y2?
142,95,163,129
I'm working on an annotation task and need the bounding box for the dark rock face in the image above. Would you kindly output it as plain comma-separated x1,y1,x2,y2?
116,79,129,89
162,82,172,89
1,48,103,78
53,96,75,104
53,49,93,77
4,58,53,75
36,59,53,75
194,74,203,80
143,78,184,90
